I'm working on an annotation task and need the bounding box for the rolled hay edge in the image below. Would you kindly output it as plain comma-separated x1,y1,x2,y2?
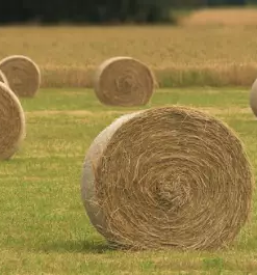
0,70,9,86
0,82,26,160
250,78,257,117
81,106,254,251
81,111,142,240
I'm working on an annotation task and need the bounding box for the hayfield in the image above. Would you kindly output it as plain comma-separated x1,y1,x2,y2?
179,7,257,26
2,8,257,273
0,21,257,88
1,86,257,274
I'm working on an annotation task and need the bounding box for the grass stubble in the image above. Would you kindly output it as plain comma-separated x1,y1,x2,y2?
1,87,257,274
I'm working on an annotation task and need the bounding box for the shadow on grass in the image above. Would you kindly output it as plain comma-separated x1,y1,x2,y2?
39,240,112,254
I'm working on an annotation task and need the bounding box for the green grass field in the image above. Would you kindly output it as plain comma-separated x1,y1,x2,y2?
1,87,257,274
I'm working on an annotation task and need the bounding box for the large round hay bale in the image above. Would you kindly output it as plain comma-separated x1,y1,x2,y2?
81,106,254,251
250,78,257,117
0,70,9,86
0,82,26,160
94,56,155,107
0,55,41,97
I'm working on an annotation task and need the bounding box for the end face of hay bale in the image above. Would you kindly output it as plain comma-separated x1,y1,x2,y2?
250,78,257,117
81,107,254,251
0,82,26,160
0,55,41,98
0,70,9,86
94,56,155,107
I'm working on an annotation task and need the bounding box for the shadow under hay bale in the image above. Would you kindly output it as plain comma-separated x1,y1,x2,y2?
0,82,26,160
250,78,257,117
0,55,41,98
81,106,254,251
94,56,155,107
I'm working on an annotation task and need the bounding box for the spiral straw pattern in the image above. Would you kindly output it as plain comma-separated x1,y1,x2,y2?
0,55,41,97
81,106,254,251
94,56,155,107
0,82,26,160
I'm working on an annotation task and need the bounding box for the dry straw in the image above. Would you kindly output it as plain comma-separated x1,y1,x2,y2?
0,55,41,97
250,78,257,117
94,56,155,107
0,82,26,160
0,70,9,86
81,106,254,251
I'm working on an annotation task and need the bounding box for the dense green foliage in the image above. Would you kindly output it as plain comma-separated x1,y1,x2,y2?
0,0,255,24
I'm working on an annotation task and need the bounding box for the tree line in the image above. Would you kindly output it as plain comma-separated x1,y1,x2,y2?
0,0,255,24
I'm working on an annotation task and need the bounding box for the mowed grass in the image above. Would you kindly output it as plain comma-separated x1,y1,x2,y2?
1,87,257,274
1,20,257,87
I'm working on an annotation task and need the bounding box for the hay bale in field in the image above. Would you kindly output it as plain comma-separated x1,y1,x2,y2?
250,78,257,117
0,55,41,97
0,82,26,160
94,56,155,107
0,70,9,86
81,106,254,251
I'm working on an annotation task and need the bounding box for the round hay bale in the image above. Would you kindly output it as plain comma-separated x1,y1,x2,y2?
0,70,9,86
0,82,26,160
81,106,254,251
94,56,155,107
250,78,257,117
0,55,41,97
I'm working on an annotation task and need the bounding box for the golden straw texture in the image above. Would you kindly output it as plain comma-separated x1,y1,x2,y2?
81,106,254,251
94,56,155,107
0,55,41,97
0,82,26,160
0,70,9,86
250,78,257,117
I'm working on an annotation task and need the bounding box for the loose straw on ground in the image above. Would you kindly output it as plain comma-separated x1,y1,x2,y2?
0,82,26,160
0,70,9,86
94,56,155,107
0,55,41,97
81,106,254,251
250,78,257,117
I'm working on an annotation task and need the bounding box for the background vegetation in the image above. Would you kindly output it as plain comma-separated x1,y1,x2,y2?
0,0,255,24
